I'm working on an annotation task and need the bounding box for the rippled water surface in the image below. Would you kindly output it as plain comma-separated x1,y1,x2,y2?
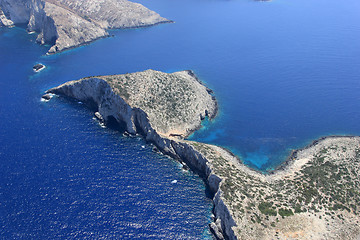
0,28,213,239
1,0,360,238
136,0,360,170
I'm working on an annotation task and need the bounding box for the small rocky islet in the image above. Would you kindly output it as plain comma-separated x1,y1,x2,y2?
33,63,45,72
45,70,360,240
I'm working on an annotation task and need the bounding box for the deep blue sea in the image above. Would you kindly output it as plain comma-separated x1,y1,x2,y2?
1,0,360,238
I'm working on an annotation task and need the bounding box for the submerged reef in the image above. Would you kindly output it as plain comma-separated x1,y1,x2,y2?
45,70,360,240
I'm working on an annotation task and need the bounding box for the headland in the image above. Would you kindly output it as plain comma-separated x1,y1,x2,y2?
0,0,172,54
45,70,360,240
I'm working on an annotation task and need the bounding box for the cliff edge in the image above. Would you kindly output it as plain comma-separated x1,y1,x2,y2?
0,0,171,53
191,137,360,239
45,70,360,240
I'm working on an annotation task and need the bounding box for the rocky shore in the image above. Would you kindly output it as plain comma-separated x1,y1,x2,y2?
0,0,172,54
191,137,360,240
45,70,360,240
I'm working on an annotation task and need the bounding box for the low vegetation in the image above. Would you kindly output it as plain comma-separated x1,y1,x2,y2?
190,137,360,239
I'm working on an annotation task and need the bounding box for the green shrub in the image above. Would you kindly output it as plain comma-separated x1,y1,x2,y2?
258,202,277,216
278,208,294,217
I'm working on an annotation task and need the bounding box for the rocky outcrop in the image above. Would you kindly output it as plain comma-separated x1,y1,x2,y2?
33,63,45,72
54,0,171,29
46,70,218,154
100,70,218,138
0,0,31,24
170,141,237,240
46,70,235,239
0,7,14,26
48,70,218,138
191,138,360,240
45,69,360,239
0,0,172,53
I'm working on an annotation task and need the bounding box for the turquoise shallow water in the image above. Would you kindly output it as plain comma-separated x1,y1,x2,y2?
136,0,360,170
1,0,360,237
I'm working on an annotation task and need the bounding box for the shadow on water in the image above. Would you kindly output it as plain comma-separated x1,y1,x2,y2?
55,94,218,208
105,115,127,133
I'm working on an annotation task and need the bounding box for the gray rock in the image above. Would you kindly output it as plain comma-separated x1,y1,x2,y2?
0,0,31,24
0,7,14,26
100,70,218,138
33,63,45,72
46,70,237,240
210,222,225,240
54,0,171,29
94,111,104,122
41,93,52,100
0,0,172,53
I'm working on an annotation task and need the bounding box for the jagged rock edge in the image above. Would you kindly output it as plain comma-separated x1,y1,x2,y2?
0,0,173,54
45,78,237,240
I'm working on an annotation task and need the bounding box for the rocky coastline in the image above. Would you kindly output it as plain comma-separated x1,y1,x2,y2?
269,135,359,175
0,0,172,54
44,70,235,239
45,70,360,240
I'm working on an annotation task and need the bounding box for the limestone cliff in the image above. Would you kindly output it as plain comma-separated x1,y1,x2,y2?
47,70,217,138
0,7,14,26
191,138,360,240
0,0,171,53
45,70,360,240
54,0,171,29
100,70,217,138
45,70,236,239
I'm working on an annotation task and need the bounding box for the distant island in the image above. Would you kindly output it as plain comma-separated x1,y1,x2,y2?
45,70,360,240
0,0,172,54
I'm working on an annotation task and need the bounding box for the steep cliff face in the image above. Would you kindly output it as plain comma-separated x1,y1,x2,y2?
191,138,360,240
100,70,218,138
0,0,31,24
43,1,108,53
54,0,170,29
0,7,14,26
27,0,61,49
47,69,218,137
46,70,218,156
0,0,172,53
170,141,237,240
46,70,235,240
47,69,360,239
47,77,137,134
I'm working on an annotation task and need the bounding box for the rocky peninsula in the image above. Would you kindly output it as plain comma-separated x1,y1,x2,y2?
0,0,171,54
45,70,360,240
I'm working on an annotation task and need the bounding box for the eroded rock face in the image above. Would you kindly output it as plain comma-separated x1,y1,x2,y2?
100,70,218,138
0,0,31,25
54,0,171,29
47,77,138,134
45,70,235,239
46,69,360,240
191,138,360,240
0,0,171,53
0,7,14,26
47,70,217,138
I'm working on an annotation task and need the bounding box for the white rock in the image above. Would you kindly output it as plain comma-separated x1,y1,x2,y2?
0,0,172,54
